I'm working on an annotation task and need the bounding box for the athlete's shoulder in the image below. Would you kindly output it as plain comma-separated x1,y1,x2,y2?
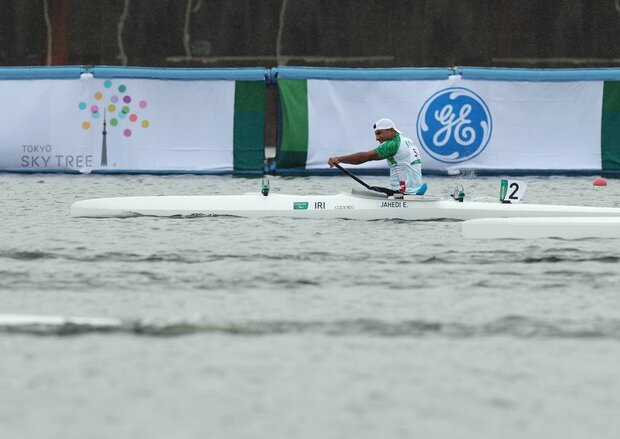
374,135,400,158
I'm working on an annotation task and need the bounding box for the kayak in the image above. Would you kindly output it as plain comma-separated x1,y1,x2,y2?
70,188,620,220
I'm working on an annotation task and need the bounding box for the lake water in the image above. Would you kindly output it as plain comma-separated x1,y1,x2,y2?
1,173,620,439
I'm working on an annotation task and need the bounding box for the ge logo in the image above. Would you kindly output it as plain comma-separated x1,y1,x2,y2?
416,87,492,163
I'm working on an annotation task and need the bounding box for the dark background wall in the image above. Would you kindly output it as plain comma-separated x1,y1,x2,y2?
1,0,620,68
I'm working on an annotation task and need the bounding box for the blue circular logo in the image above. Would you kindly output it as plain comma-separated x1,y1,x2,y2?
416,87,492,163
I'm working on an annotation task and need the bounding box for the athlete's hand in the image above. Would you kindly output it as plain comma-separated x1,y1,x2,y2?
327,157,340,167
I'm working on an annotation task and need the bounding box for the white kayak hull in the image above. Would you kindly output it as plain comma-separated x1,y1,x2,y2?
463,217,620,239
71,191,620,221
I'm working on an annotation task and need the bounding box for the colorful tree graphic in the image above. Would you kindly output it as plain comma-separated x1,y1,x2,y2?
78,80,151,166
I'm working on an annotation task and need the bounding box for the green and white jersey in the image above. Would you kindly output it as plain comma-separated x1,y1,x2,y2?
374,134,422,194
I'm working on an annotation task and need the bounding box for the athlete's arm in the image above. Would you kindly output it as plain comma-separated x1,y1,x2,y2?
327,150,380,167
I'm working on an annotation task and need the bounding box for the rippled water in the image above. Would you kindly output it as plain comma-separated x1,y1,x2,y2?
1,173,620,439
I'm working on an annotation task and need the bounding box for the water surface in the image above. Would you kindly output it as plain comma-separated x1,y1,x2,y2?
1,173,619,439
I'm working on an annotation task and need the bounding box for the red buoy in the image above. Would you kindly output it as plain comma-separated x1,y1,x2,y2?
593,177,607,187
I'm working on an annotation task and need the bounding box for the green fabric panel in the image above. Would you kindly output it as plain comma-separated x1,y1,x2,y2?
233,81,265,171
603,81,620,112
601,113,620,170
601,82,620,170
277,79,308,168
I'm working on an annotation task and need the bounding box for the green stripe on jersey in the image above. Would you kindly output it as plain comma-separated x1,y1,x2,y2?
602,81,620,171
277,79,308,169
233,81,265,172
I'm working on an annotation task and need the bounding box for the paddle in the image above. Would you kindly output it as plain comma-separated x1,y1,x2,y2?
334,163,397,196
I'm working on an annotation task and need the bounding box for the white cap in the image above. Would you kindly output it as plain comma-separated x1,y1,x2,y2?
373,118,401,134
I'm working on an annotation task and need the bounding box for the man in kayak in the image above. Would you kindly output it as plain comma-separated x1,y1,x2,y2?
327,118,425,195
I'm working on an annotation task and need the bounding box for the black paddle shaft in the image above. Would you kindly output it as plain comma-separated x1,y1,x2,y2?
334,164,396,196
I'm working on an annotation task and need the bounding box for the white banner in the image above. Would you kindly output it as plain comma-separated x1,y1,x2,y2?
0,78,235,172
306,77,603,172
